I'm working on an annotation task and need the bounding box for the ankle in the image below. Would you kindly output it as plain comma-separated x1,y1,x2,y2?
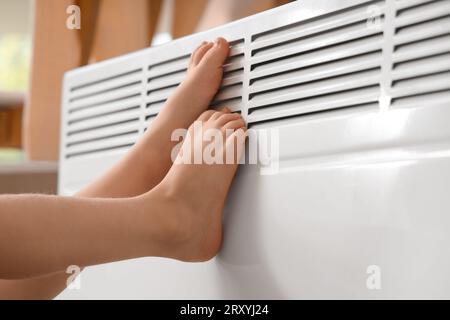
139,181,221,262
135,184,193,257
162,181,222,262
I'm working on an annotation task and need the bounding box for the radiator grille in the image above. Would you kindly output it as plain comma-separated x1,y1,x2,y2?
65,69,142,158
61,0,450,160
392,0,450,108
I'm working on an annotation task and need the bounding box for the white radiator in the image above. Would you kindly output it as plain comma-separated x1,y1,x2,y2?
58,0,450,299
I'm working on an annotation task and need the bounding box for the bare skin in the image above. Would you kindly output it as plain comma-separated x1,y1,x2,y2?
80,38,230,198
0,113,246,279
0,38,245,298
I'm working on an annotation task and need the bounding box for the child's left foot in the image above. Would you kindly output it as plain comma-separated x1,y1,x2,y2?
137,109,247,262
142,38,230,139
96,38,232,198
129,38,231,187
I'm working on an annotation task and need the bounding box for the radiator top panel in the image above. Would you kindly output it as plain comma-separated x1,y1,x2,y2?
61,0,450,162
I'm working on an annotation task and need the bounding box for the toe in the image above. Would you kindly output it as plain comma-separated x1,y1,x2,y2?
215,113,241,127
189,42,206,67
191,42,214,67
198,110,217,122
216,106,231,113
223,118,246,131
225,128,248,164
209,110,227,121
199,37,230,69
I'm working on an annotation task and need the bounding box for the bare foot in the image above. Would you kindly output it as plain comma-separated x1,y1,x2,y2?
138,109,247,262
119,38,231,193
85,39,232,198
175,37,231,114
142,38,230,138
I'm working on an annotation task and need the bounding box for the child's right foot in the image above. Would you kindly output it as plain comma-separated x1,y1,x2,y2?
142,38,230,138
126,38,231,191
148,38,230,130
139,109,247,262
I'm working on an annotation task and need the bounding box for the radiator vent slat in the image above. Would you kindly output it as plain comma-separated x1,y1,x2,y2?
147,69,186,91
395,0,450,28
392,89,450,109
251,34,384,78
251,0,385,46
214,83,243,103
69,73,143,102
147,54,190,78
67,96,141,122
68,106,140,125
393,52,450,81
229,40,245,56
250,51,382,94
395,0,437,11
392,1,450,104
248,88,380,125
395,15,450,46
67,109,140,134
66,144,135,159
391,71,450,99
222,68,244,87
393,33,450,62
70,68,142,93
249,69,381,113
250,24,384,67
69,90,141,113
66,121,140,146
66,132,139,156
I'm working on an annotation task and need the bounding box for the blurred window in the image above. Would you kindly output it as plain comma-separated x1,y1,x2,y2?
0,34,31,91
0,0,32,92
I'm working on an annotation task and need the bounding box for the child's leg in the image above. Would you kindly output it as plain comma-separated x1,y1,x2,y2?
0,194,160,280
0,110,246,280
0,39,231,298
79,38,230,197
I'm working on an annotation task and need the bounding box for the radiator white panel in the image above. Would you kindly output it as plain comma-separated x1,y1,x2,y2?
58,0,450,299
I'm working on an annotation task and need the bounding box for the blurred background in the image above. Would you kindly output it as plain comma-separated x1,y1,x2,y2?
0,0,291,194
